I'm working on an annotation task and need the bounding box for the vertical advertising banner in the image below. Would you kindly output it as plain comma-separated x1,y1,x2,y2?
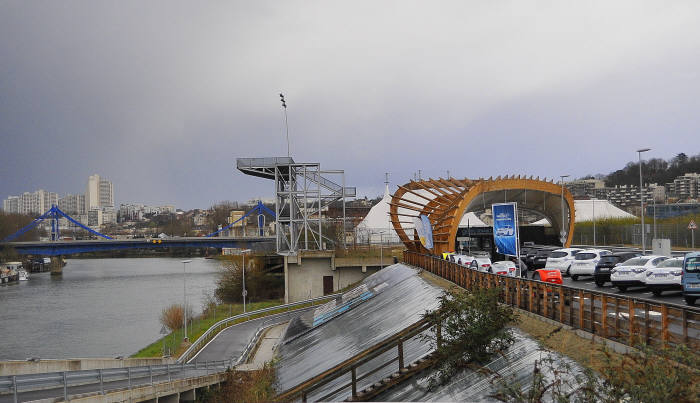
492,203,518,256
412,214,434,250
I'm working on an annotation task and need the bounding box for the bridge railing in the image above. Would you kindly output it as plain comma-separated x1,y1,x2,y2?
178,293,341,364
0,359,229,402
403,251,700,349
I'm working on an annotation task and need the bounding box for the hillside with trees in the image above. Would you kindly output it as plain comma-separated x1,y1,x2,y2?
604,152,700,187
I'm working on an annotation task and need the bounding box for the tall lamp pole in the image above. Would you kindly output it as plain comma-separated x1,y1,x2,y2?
279,93,289,158
239,249,252,313
181,259,192,342
560,175,570,246
637,148,651,254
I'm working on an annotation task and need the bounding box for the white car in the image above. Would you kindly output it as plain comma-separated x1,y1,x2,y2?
568,249,611,280
450,254,473,266
545,248,584,275
643,257,684,296
471,256,492,272
491,261,519,277
611,255,669,292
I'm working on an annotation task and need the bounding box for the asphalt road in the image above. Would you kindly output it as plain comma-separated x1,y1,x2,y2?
190,308,312,363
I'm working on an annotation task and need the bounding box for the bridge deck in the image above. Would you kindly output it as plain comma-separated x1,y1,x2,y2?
2,237,275,255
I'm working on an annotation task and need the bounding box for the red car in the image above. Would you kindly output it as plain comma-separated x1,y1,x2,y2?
532,268,563,284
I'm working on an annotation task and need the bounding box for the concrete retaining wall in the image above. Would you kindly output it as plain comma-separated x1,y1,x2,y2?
0,357,175,376
284,253,394,303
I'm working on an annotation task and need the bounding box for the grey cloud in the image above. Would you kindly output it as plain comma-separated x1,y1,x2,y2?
1,1,699,209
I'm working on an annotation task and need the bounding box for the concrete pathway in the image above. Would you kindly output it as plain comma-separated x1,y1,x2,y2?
236,322,288,371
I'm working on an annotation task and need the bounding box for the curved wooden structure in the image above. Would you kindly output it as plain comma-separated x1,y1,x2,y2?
389,176,575,255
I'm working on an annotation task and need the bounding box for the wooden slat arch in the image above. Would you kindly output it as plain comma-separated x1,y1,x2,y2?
389,177,575,255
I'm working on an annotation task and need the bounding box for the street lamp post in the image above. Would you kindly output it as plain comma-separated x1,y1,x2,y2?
238,249,252,313
181,259,192,342
637,148,651,254
560,175,570,246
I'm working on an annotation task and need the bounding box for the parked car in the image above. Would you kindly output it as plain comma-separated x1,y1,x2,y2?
524,248,542,267
451,254,473,266
472,256,492,272
643,257,684,296
531,248,557,270
491,261,518,277
568,249,612,281
681,252,700,305
545,248,583,275
531,268,563,284
610,255,668,292
593,252,641,287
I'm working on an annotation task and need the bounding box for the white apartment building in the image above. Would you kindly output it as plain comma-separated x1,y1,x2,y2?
2,190,58,215
58,194,86,215
86,174,114,210
3,196,19,213
670,173,700,200
88,209,103,228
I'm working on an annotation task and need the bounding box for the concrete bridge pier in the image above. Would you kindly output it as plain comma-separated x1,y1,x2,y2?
157,393,179,403
50,256,64,275
179,388,196,402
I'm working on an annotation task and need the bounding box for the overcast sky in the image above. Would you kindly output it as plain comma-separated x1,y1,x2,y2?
1,1,699,210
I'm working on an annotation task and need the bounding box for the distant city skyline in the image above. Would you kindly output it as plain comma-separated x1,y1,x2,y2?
2,2,699,210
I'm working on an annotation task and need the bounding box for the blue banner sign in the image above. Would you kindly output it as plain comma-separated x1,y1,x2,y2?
492,203,518,256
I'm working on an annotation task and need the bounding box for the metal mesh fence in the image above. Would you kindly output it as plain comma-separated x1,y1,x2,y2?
574,221,698,249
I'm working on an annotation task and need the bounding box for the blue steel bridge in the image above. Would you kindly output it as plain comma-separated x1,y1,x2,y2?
1,202,276,256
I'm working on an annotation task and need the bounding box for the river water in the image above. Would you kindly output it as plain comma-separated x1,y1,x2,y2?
0,257,220,360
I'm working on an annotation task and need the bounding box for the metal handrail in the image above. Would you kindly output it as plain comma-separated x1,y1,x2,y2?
0,359,230,400
178,293,340,363
276,316,435,402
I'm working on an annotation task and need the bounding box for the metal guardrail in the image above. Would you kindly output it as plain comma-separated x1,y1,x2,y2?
0,359,229,402
178,294,340,364
404,251,700,349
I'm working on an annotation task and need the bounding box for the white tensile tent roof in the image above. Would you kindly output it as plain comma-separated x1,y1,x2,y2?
458,212,487,227
355,185,401,243
530,199,635,226
355,185,487,243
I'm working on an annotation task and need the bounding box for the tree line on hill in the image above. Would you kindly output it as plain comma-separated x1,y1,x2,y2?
602,152,700,187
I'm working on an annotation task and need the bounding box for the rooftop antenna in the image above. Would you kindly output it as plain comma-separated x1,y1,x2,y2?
447,170,450,179
279,93,290,157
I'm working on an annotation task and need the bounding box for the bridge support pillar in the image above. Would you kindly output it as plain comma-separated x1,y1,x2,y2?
50,256,64,276
157,393,179,403
179,388,196,402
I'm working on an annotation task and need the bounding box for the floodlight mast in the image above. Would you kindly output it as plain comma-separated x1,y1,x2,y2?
280,93,290,158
